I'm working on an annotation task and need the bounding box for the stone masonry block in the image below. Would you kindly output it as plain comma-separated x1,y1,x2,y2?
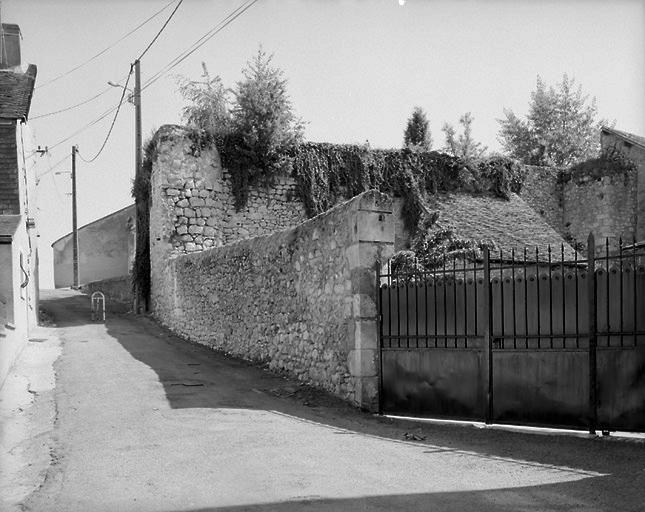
350,267,375,296
348,348,377,377
351,319,377,351
346,242,394,270
353,376,379,412
358,190,392,212
355,209,394,243
352,294,377,318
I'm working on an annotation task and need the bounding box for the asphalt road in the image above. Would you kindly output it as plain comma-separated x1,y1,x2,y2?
3,289,644,511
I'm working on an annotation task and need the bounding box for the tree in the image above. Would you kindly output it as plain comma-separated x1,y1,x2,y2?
230,47,304,176
403,106,432,150
442,112,487,162
176,62,231,134
497,74,603,167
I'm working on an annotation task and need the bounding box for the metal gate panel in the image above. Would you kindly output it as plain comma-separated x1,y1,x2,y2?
491,349,589,428
381,348,485,419
597,346,645,432
378,236,645,432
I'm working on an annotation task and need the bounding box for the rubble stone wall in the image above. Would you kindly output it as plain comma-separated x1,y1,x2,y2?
519,165,563,234
562,170,638,249
149,125,307,258
151,188,394,410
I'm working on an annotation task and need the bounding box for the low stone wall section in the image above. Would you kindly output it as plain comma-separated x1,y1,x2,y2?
81,275,132,312
151,190,394,410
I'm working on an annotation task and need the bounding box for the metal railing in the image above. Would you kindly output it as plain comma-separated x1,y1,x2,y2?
377,233,645,432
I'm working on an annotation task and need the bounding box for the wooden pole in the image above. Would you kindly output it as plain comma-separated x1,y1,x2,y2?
71,145,79,289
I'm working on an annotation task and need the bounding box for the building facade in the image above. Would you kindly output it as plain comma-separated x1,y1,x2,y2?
0,23,39,387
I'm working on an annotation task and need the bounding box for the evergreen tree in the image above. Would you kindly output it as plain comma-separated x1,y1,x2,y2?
403,107,432,150
176,62,231,134
231,47,304,175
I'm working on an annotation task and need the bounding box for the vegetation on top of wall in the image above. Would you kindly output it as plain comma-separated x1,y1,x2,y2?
390,214,497,275
559,147,637,185
287,142,525,233
131,135,158,309
178,48,304,212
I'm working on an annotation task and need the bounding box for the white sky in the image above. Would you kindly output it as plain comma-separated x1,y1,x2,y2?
3,0,645,287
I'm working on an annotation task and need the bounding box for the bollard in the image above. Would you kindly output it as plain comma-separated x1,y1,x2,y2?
90,291,106,322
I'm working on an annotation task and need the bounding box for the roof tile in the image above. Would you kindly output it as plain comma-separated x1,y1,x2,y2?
0,64,37,120
427,193,578,261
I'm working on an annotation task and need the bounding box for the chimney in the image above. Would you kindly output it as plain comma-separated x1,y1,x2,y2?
1,24,22,69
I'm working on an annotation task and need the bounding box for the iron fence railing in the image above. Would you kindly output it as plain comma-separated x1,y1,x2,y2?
377,233,645,433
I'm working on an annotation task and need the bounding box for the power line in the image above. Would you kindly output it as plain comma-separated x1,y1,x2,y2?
36,153,69,181
31,87,114,120
63,0,184,162
35,0,179,90
30,0,182,121
137,0,184,61
41,0,258,157
77,65,134,163
47,102,122,152
141,0,259,92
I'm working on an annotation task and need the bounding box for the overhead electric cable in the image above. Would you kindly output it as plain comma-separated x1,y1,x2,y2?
42,0,258,157
66,1,183,162
77,65,134,163
31,87,114,120
36,0,179,90
46,102,121,152
141,0,259,92
137,0,184,61
36,153,69,182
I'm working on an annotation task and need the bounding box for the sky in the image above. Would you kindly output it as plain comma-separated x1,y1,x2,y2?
3,0,645,288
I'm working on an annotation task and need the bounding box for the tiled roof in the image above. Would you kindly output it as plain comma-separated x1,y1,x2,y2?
0,122,20,214
427,193,578,261
0,64,37,120
0,214,21,238
601,126,645,150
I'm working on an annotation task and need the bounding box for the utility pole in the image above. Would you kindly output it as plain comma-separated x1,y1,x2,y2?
134,60,142,189
133,59,143,312
71,145,79,289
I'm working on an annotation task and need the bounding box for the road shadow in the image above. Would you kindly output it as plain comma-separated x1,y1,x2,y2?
40,291,645,511
155,478,642,511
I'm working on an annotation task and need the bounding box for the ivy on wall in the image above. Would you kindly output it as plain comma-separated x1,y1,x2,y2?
132,127,528,294
131,136,158,309
559,147,637,185
287,143,526,233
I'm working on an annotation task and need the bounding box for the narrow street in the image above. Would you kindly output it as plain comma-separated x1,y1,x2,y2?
2,289,644,512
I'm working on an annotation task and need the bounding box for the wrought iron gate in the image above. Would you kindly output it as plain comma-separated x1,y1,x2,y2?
377,235,645,433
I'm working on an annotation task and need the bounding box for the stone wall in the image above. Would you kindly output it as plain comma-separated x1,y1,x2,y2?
519,165,563,234
151,190,394,410
81,276,132,312
601,131,645,240
150,125,307,257
561,170,638,249
519,161,639,250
